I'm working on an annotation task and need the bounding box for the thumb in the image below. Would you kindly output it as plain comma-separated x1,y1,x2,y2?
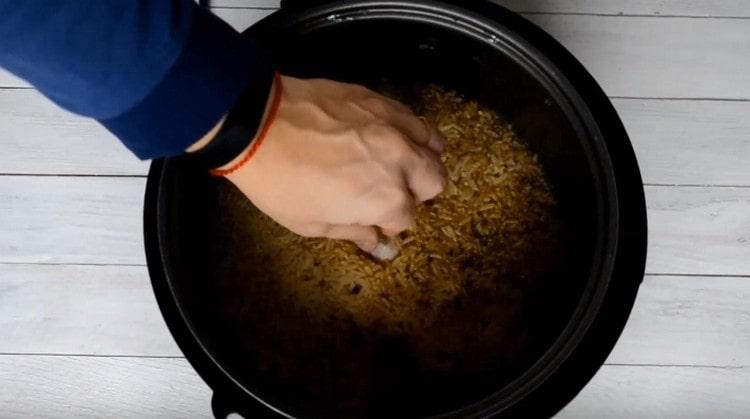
325,224,380,252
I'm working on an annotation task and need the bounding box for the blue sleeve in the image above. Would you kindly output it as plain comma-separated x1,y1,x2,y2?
0,0,263,159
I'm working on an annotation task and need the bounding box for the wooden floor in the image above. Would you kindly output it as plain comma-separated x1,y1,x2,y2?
1,1,749,417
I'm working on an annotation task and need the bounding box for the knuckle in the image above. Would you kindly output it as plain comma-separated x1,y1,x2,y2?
411,115,431,137
392,190,413,213
344,83,374,98
428,161,448,193
427,175,446,198
348,101,377,119
376,186,412,213
413,149,437,172
362,123,403,142
437,171,448,191
360,97,390,115
427,168,447,193
385,97,413,114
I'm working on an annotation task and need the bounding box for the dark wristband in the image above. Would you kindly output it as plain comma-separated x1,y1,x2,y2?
185,48,275,169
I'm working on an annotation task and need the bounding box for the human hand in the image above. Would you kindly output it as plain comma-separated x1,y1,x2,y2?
221,75,446,252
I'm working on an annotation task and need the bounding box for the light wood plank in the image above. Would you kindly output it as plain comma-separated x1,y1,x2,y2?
0,177,145,265
211,0,279,7
212,0,279,8
501,0,750,17
2,178,750,274
2,266,748,413
210,7,275,32
2,355,748,418
616,98,750,186
209,9,750,100
0,355,211,418
4,11,750,101
4,264,749,368
607,275,750,366
559,365,750,418
0,89,146,176
523,14,750,100
0,70,25,88
646,186,750,276
5,91,750,188
213,0,750,17
0,264,180,357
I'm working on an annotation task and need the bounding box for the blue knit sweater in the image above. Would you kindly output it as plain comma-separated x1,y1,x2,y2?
0,1,264,159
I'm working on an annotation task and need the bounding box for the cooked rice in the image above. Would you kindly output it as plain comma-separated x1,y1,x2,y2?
208,85,560,414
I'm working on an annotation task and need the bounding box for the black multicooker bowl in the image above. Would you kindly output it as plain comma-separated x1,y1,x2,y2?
144,1,647,417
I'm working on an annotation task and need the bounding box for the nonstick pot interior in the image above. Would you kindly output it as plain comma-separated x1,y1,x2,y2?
145,2,645,418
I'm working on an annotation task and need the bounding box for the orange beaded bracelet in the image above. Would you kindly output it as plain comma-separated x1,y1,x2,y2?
210,71,283,177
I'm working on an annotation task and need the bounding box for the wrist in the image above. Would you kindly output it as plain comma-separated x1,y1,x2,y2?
182,48,276,169
211,72,283,177
216,75,278,172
